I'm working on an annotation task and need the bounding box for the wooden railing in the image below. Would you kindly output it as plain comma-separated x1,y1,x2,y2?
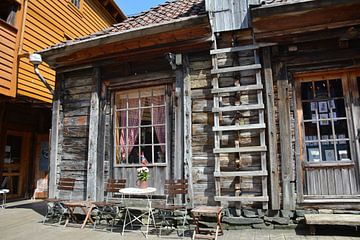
0,19,18,97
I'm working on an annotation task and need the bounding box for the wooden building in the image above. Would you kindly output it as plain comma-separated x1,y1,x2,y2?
0,0,125,200
40,0,360,212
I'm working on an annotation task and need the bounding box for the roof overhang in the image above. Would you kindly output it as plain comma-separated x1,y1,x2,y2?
40,15,211,69
251,0,360,42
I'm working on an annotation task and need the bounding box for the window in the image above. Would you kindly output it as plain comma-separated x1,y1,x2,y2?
71,0,81,9
114,86,168,166
0,0,19,26
300,79,351,162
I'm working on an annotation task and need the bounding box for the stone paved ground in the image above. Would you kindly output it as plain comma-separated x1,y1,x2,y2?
0,200,359,240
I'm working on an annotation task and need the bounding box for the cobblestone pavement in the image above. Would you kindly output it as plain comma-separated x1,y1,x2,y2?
0,200,359,240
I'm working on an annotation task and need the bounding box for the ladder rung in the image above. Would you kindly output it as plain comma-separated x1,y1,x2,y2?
210,44,259,55
212,104,264,113
214,170,268,177
211,84,263,94
214,196,269,202
212,123,265,132
213,146,267,154
211,64,261,75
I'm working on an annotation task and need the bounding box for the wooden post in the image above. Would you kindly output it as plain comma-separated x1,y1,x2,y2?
182,55,194,207
0,101,6,184
276,62,295,210
49,73,62,199
174,66,184,181
262,48,280,210
87,68,102,201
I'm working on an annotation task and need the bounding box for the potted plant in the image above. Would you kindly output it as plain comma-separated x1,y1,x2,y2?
137,151,149,188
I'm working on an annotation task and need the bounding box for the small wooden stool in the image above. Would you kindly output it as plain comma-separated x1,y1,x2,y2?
191,206,223,240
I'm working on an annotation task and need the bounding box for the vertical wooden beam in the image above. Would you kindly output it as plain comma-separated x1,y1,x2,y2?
182,55,194,207
262,48,280,210
49,73,62,198
174,66,184,181
87,68,102,201
276,62,295,210
0,102,6,184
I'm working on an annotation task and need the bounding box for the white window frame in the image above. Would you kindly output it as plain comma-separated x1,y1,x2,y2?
113,85,170,167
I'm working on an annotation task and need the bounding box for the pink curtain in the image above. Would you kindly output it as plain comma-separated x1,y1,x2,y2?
119,98,143,162
153,95,166,152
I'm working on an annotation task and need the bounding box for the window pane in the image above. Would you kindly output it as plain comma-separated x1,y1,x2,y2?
142,147,153,164
301,82,314,100
154,145,166,163
141,127,152,144
304,122,318,140
306,145,320,162
322,142,335,161
128,110,140,126
314,81,328,99
128,146,140,164
336,141,351,161
329,79,343,97
141,108,151,125
117,111,126,127
334,99,346,117
334,120,349,139
154,126,165,143
302,102,313,120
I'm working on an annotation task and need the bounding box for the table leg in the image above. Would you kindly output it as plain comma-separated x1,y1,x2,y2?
81,205,95,229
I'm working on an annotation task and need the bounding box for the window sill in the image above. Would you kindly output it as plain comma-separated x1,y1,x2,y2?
114,163,167,168
304,161,354,168
0,18,18,32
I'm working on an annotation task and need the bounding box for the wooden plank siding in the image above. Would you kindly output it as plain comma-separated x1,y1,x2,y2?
0,20,18,97
17,0,119,103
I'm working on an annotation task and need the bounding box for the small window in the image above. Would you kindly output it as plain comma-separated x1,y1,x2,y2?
0,0,19,26
114,86,168,166
300,79,352,163
71,0,81,9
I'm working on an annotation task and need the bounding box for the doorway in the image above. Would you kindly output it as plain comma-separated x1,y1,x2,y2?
1,130,31,198
295,70,360,200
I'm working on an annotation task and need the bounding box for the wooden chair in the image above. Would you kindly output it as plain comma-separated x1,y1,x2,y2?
92,179,126,231
157,179,189,236
43,178,76,225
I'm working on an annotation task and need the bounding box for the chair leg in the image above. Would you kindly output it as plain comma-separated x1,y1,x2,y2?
214,225,219,240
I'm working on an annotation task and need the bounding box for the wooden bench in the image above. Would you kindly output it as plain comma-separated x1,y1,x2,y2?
304,214,360,234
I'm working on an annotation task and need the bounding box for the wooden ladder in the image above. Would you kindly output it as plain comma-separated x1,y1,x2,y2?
211,35,269,209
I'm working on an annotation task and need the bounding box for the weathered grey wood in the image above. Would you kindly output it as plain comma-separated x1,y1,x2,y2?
212,123,265,132
174,66,184,182
305,214,360,226
211,64,261,75
211,84,263,94
215,196,269,202
213,146,267,154
183,55,194,207
262,47,280,210
210,45,260,55
86,68,101,201
277,63,295,210
108,71,175,88
49,73,63,199
212,103,264,113
214,170,267,177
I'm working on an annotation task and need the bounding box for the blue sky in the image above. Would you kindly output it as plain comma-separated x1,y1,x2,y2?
115,0,168,16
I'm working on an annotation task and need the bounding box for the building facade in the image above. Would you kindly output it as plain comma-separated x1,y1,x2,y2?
40,0,360,212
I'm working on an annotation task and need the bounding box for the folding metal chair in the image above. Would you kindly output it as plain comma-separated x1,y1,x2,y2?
43,178,75,225
157,179,189,237
92,179,126,231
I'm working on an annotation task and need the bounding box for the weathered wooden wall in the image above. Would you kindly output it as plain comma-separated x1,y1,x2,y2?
56,68,94,200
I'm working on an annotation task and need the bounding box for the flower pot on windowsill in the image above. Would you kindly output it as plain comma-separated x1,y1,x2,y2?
137,180,148,189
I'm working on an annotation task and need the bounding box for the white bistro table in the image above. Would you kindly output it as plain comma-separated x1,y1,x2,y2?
120,187,157,238
0,189,9,208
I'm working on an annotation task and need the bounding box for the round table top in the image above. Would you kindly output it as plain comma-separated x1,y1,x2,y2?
0,189,9,194
119,187,156,195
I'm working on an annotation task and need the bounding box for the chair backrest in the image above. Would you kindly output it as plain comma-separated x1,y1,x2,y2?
57,178,75,200
105,179,126,201
164,179,188,204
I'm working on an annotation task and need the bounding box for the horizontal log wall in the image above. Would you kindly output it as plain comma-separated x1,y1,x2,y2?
57,68,94,200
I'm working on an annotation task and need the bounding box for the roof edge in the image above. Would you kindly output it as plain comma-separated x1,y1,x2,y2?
40,14,209,66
